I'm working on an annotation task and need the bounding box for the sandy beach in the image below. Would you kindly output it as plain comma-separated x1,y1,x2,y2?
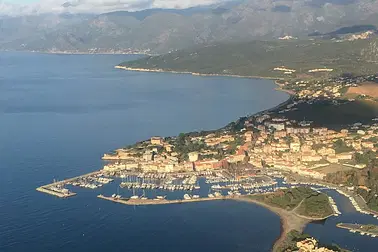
233,197,312,251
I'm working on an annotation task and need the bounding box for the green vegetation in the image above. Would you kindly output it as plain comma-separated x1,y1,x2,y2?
360,224,378,232
120,38,378,78
357,188,378,212
276,230,311,252
270,99,378,130
250,187,333,218
354,150,376,165
333,139,353,154
296,193,334,218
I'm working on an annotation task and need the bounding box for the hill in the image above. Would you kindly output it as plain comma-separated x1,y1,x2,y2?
249,187,334,218
118,38,378,78
3,0,378,53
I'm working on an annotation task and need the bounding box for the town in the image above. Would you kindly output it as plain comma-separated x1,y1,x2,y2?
102,104,377,181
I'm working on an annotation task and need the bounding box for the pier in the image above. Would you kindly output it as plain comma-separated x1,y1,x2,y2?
97,194,231,205
36,186,77,198
36,170,103,198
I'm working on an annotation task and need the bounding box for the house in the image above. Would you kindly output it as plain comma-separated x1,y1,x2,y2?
194,159,224,171
335,153,353,160
188,152,199,162
290,142,301,152
326,155,339,163
317,147,336,156
151,136,163,145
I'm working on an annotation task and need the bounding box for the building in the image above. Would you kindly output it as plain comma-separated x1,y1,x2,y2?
188,152,199,162
301,153,322,162
151,136,163,145
335,153,353,160
265,122,285,131
326,156,339,163
194,160,224,171
244,131,253,142
290,142,301,152
143,152,153,161
317,147,336,156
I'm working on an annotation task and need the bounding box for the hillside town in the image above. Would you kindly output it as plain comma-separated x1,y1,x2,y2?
102,100,378,182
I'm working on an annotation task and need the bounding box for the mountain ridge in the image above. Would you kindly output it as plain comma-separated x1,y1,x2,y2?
1,0,378,53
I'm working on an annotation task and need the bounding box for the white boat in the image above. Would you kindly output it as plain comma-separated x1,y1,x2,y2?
130,195,139,199
183,194,191,200
192,195,200,199
214,192,222,197
156,195,166,200
212,184,222,190
208,193,215,198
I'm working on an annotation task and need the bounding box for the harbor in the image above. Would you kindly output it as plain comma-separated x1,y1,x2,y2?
36,168,279,200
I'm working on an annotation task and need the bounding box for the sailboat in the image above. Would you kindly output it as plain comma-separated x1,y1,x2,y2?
141,189,148,200
130,187,139,199
208,188,214,198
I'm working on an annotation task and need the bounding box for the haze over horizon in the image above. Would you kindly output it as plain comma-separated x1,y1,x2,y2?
0,0,231,16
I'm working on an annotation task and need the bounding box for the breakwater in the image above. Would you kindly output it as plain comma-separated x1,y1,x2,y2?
36,170,103,197
337,223,378,238
97,194,231,205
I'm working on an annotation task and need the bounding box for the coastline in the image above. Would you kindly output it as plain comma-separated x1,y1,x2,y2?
114,65,285,81
233,197,311,251
0,50,153,56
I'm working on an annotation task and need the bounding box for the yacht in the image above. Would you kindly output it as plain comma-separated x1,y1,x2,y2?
183,194,192,200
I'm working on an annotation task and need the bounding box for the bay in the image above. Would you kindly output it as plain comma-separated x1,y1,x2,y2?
0,52,288,252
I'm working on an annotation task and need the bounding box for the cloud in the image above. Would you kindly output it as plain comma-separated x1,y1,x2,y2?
0,0,227,16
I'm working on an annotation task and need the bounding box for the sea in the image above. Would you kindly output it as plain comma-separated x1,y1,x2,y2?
0,52,377,252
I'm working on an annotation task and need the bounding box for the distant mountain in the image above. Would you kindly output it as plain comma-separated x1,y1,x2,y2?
1,0,378,53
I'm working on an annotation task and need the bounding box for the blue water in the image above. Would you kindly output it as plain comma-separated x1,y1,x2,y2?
0,52,289,252
305,189,378,252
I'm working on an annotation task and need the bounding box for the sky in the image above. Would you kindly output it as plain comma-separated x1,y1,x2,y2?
0,0,227,16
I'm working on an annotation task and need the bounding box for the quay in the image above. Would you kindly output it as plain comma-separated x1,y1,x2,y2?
36,186,77,198
97,194,232,206
337,223,378,238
